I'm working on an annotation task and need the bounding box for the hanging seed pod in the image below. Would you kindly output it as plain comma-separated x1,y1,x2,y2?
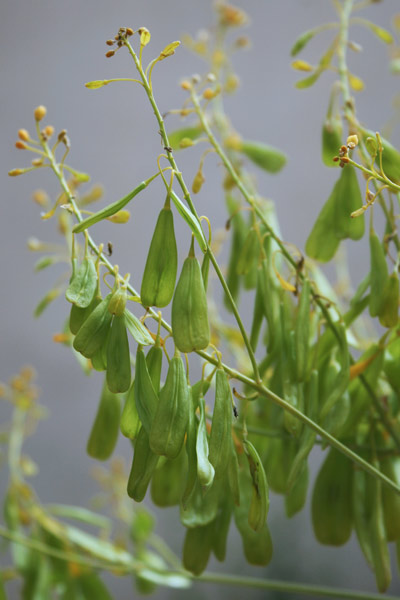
140,197,178,308
91,341,107,372
66,256,98,308
201,251,210,291
69,293,102,336
182,522,214,575
86,379,121,461
196,394,215,490
381,454,400,542
171,238,210,353
180,478,221,528
306,166,364,262
120,379,141,440
227,445,241,506
239,140,287,173
106,313,131,394
353,453,374,568
369,229,389,318
167,126,202,151
73,294,112,358
208,369,233,480
182,388,198,508
233,455,273,566
236,228,259,277
149,351,189,459
224,196,247,310
378,272,399,328
150,448,187,507
134,347,159,435
363,130,400,183
370,462,392,592
321,114,342,167
127,426,159,502
295,280,311,382
211,494,233,561
244,440,269,532
311,448,353,545
285,463,309,518
145,343,163,395
108,285,127,317
250,283,264,352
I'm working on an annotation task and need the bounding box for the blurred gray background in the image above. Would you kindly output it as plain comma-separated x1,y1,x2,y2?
1,0,400,598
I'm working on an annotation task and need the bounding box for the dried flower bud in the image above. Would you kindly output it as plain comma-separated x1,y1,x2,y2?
235,36,250,48
207,73,216,82
31,158,44,167
34,105,47,121
224,73,240,93
15,141,28,150
8,168,24,176
192,169,205,194
191,74,201,84
179,137,195,149
106,39,114,46
18,129,30,142
218,4,249,27
126,27,134,36
180,80,192,91
106,50,115,58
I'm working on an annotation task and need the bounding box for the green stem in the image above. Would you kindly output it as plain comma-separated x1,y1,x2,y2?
123,38,260,383
197,571,400,600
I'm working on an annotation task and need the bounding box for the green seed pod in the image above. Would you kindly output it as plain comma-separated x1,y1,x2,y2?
182,522,214,575
311,448,353,545
224,196,247,310
295,280,311,382
108,286,127,317
180,478,221,528
211,494,233,562
91,343,107,372
208,369,233,480
244,440,269,532
378,272,399,328
306,166,364,262
120,380,141,440
265,436,297,494
196,395,215,490
201,250,210,291
150,449,187,507
381,454,400,541
77,573,113,600
369,463,392,592
140,200,178,308
127,426,159,502
106,314,131,393
69,293,102,336
321,115,342,167
240,140,287,173
149,353,189,459
134,347,159,435
233,455,273,566
73,294,112,358
285,463,309,518
369,229,389,318
66,256,97,308
227,446,241,506
182,388,197,508
145,344,163,395
171,240,210,353
353,457,374,568
363,130,400,183
250,282,264,352
86,379,121,461
236,228,259,277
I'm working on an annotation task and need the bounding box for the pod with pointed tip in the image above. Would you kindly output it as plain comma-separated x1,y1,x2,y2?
69,293,102,335
106,313,131,393
369,229,389,318
73,294,112,358
244,439,269,532
182,522,214,575
321,115,342,167
120,380,140,440
150,448,187,507
311,448,353,545
87,379,121,461
140,201,178,308
208,369,233,480
182,388,197,508
66,256,98,308
149,354,189,459
127,426,159,502
196,394,215,489
240,140,287,173
378,272,399,328
180,478,221,528
134,347,159,435
171,241,210,353
381,454,400,542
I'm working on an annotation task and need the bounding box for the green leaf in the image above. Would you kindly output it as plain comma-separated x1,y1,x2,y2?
169,190,207,252
73,181,147,234
125,310,154,346
290,29,317,57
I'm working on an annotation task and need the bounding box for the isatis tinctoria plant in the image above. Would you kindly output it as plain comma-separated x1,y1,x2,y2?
3,1,400,598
